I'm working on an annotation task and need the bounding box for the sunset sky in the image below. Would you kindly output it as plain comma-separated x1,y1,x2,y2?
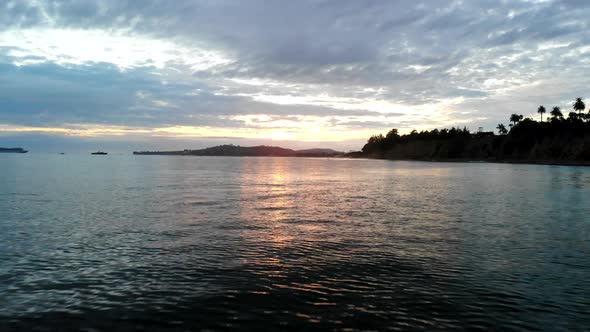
1,0,590,151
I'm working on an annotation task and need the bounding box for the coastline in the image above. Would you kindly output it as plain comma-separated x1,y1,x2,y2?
351,156,590,167
135,151,590,166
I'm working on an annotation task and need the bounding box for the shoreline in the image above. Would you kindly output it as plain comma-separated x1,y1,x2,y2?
352,156,590,167
134,152,590,166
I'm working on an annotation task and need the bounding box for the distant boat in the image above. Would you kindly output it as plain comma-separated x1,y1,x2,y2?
91,151,108,155
0,147,28,153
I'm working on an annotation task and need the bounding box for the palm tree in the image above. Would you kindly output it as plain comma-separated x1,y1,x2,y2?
537,105,546,122
510,114,523,126
496,123,508,135
573,97,585,114
550,106,563,120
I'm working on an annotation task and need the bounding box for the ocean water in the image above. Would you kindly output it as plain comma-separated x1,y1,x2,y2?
0,155,589,331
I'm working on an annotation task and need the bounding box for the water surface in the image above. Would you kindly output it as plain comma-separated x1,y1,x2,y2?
1,155,589,331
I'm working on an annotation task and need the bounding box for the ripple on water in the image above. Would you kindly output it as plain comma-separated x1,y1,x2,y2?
1,157,589,331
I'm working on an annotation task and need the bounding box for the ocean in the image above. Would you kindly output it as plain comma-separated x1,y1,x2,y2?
1,155,589,331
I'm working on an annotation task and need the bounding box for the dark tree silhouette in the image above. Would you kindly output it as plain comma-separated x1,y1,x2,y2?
385,128,399,141
367,134,384,146
573,97,585,114
537,105,546,122
359,112,590,161
550,106,563,120
510,114,524,126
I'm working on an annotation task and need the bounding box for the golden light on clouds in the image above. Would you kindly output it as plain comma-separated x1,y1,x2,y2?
2,0,590,152
0,123,379,142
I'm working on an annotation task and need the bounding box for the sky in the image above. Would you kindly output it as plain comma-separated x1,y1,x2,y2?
1,0,590,152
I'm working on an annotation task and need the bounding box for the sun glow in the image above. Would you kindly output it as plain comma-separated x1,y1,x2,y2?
0,123,378,142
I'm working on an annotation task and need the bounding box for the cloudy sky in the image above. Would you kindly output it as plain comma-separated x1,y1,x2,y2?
1,0,590,151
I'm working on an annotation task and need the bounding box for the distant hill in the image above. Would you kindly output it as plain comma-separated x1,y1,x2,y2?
133,145,344,157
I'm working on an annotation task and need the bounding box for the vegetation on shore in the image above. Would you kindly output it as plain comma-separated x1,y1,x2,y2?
360,98,590,162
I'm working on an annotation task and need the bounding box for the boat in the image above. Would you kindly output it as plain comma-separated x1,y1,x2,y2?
91,151,108,155
0,147,28,153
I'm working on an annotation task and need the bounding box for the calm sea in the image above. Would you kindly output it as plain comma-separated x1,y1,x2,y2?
1,155,589,331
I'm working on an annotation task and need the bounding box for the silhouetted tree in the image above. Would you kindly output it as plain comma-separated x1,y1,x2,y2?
369,134,384,143
573,97,585,114
496,123,508,135
385,128,399,141
568,112,580,121
550,106,563,120
537,105,546,122
510,114,524,126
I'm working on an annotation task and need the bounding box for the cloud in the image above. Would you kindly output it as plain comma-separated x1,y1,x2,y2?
1,0,590,149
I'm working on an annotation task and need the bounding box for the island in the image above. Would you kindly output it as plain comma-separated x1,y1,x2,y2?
354,103,590,166
133,145,344,157
0,147,28,153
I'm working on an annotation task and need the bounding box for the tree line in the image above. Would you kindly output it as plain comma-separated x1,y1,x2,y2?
497,97,590,135
362,97,590,155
